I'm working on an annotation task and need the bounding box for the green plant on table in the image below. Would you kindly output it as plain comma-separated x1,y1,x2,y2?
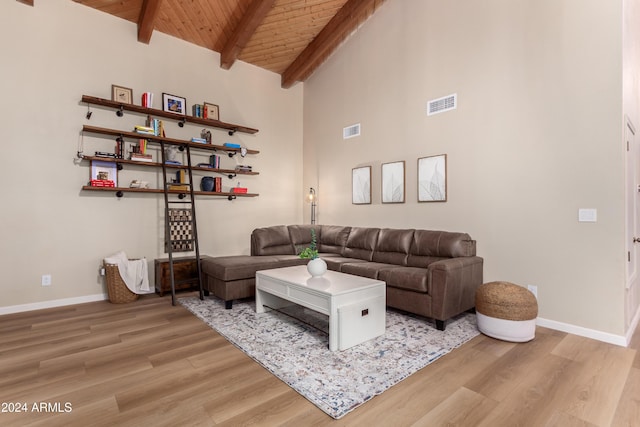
298,228,319,260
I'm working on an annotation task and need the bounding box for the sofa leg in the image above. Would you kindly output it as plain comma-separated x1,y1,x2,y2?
435,319,446,331
225,300,233,309
203,289,210,296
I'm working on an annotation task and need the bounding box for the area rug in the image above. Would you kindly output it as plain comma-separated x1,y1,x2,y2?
179,297,479,419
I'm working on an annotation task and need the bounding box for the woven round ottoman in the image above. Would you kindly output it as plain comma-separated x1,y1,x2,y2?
475,281,538,342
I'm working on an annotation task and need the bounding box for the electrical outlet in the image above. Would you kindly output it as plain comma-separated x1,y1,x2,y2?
527,285,537,299
41,274,52,287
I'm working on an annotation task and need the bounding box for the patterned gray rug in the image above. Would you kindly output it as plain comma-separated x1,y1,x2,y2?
179,296,479,419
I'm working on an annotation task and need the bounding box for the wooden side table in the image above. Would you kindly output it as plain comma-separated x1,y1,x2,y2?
154,256,200,296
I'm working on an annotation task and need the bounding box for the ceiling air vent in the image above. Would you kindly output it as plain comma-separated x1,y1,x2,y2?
427,94,457,116
343,123,361,139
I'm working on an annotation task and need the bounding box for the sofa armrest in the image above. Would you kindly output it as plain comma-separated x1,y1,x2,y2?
427,256,484,320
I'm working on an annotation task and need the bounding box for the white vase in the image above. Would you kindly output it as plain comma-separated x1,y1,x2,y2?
307,258,327,277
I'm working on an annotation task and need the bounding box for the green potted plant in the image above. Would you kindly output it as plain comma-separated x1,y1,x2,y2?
298,228,319,260
299,229,326,276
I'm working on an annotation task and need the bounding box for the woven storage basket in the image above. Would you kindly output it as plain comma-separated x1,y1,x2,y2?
104,261,139,304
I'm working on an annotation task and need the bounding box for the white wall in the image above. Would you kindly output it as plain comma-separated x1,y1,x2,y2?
304,0,627,337
0,0,303,309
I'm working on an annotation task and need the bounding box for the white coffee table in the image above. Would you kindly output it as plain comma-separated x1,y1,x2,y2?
255,265,386,351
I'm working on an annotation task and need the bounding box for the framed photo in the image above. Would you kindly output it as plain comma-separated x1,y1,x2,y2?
418,154,447,202
382,161,405,203
111,85,133,104
91,160,118,186
352,166,371,204
204,102,220,121
162,93,187,115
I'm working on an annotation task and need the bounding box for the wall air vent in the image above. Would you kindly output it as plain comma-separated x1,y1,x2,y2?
343,123,361,139
427,94,457,116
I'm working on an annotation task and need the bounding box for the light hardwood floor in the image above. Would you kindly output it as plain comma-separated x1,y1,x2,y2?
0,293,638,427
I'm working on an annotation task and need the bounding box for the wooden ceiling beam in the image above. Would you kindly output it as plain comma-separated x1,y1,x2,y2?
138,0,163,44
281,0,385,89
220,0,276,70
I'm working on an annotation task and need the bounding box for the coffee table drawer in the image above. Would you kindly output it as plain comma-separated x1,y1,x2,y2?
338,295,385,350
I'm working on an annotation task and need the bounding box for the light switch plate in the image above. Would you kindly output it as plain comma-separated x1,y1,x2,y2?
578,208,597,222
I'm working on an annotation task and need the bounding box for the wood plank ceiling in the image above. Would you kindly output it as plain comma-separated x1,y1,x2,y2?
67,0,388,88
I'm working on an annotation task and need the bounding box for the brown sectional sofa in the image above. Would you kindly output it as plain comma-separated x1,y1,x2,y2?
201,224,483,330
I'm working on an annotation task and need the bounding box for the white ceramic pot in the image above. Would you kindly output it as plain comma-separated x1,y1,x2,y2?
307,258,327,277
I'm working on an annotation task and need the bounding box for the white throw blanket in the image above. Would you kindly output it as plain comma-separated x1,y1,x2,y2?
104,251,153,294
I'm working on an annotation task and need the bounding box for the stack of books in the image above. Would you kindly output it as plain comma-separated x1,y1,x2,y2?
130,153,153,162
90,179,115,187
168,183,190,191
134,125,155,136
235,165,252,172
191,137,207,144
141,92,153,108
223,142,241,149
231,187,248,194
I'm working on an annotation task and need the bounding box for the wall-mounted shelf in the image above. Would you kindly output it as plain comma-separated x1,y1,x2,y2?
82,95,259,135
79,94,259,199
81,185,258,199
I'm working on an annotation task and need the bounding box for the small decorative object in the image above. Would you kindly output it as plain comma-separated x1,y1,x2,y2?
352,166,371,204
299,229,327,276
201,129,212,143
112,85,133,104
418,154,447,202
204,102,219,120
382,161,405,203
162,93,187,115
201,176,214,192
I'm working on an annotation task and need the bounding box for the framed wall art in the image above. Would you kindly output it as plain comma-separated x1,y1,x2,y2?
204,102,220,120
162,93,187,115
418,154,447,202
382,161,405,203
352,166,371,204
91,160,118,186
111,84,133,104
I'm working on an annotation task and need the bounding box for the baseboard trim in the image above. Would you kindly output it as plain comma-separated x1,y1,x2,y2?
0,294,108,316
536,317,628,347
626,304,640,346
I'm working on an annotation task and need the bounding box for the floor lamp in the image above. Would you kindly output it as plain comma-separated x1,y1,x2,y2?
307,187,317,224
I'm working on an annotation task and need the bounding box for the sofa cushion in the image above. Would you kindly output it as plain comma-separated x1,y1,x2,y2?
407,230,475,268
341,262,398,279
372,228,413,265
318,225,351,254
343,227,380,261
251,225,295,255
378,267,430,293
323,256,367,272
288,225,320,255
201,255,304,281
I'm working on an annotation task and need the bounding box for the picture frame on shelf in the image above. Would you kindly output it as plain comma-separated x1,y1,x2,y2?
352,166,371,204
162,93,187,115
204,102,219,120
111,85,133,104
418,154,447,202
91,160,118,186
382,161,405,203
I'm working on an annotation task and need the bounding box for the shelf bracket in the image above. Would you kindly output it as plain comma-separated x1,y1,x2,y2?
116,105,124,117
227,152,237,158
227,195,237,201
116,163,123,171
116,191,124,198
227,173,236,179
228,128,237,136
178,117,186,128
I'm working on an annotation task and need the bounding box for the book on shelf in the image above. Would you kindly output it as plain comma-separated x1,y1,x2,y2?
191,137,207,144
168,183,190,191
231,187,248,194
196,163,213,168
209,154,221,169
223,142,242,149
141,92,154,108
215,177,222,192
235,165,252,172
